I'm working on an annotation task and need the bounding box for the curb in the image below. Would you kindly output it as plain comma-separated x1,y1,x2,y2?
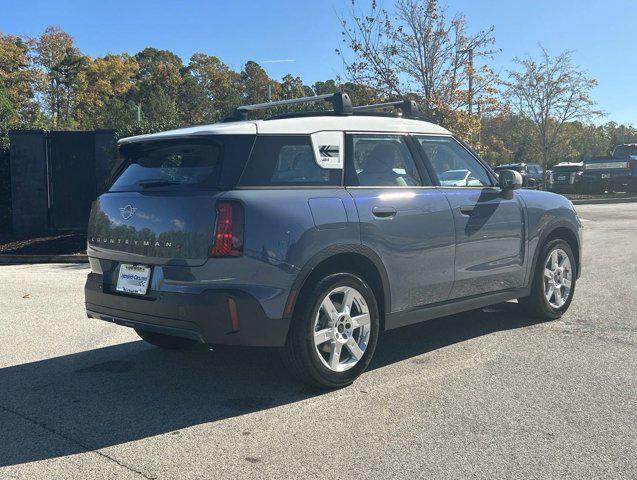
0,254,88,265
570,197,637,205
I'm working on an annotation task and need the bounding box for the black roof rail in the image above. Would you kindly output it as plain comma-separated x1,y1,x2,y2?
223,93,352,122
266,110,410,121
352,99,420,118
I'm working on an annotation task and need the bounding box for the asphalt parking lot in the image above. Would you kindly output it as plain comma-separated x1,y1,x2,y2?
0,203,635,479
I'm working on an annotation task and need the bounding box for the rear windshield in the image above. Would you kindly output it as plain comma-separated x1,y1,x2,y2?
613,145,637,158
553,165,581,172
109,136,255,192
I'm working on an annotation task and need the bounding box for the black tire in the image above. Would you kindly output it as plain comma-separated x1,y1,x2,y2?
518,239,577,320
281,273,380,389
135,329,198,349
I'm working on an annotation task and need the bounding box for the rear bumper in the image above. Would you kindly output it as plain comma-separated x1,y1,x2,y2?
549,183,577,193
85,273,291,347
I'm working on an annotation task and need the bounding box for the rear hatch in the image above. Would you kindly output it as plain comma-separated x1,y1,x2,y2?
552,165,582,185
583,157,632,180
88,135,255,265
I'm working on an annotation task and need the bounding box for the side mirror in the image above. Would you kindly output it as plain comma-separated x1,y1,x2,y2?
498,169,523,191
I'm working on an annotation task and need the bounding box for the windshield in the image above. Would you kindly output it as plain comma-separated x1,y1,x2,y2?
439,170,468,181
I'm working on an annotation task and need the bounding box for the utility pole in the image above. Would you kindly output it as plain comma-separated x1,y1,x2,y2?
457,48,474,115
467,48,474,116
263,84,272,101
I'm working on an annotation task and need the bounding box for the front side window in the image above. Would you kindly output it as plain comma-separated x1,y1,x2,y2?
346,135,422,187
239,135,340,186
416,136,492,187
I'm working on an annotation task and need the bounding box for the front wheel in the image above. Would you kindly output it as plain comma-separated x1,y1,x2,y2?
282,273,380,388
518,239,577,320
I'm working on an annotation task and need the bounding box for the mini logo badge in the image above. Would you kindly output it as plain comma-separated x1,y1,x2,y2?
119,204,137,220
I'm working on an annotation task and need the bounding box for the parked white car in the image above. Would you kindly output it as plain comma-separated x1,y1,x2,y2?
438,169,483,187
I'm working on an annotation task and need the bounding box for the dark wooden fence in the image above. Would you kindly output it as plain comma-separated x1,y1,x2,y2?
7,130,117,234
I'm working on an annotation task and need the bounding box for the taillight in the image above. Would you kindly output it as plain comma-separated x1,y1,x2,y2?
210,201,244,257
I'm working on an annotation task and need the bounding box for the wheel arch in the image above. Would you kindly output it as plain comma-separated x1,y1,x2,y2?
530,221,581,283
283,245,390,329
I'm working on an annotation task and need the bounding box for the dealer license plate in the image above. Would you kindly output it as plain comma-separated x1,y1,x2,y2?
116,264,151,295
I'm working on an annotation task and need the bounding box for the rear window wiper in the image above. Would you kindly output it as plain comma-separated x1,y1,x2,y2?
138,179,182,188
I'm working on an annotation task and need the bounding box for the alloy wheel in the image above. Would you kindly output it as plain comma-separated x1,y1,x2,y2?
313,286,372,372
543,248,572,309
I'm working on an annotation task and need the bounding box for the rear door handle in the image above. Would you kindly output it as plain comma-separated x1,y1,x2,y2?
460,205,475,216
372,206,397,218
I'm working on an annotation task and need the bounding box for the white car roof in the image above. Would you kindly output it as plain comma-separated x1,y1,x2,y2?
118,115,452,145
554,162,584,167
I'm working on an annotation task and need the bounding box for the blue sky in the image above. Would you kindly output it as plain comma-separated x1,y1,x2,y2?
1,0,635,124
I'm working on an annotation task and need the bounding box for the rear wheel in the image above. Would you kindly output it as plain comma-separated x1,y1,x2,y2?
135,329,198,349
518,239,577,320
282,273,380,388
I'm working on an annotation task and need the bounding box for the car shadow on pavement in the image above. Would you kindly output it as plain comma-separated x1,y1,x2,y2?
0,301,540,467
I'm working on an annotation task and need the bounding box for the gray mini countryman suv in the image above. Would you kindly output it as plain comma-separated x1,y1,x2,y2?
85,94,582,388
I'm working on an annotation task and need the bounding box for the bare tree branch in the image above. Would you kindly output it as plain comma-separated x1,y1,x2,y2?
505,46,603,168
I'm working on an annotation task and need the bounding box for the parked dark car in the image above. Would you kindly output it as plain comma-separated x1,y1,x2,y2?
493,162,544,188
549,162,584,194
582,150,637,193
84,94,582,388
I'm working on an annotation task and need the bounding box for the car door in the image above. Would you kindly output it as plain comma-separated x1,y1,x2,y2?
344,133,455,313
415,135,526,299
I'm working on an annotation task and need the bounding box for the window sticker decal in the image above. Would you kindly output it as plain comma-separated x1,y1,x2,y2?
311,131,344,169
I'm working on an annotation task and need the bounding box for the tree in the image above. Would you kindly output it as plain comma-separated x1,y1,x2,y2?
338,0,499,137
505,46,602,169
241,61,279,106
177,72,213,125
35,26,89,128
0,32,41,127
134,47,183,96
129,48,184,128
75,54,138,128
480,113,542,165
187,53,242,121
602,122,637,151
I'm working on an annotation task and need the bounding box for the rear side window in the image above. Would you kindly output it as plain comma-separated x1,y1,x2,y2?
239,135,341,187
110,135,255,191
